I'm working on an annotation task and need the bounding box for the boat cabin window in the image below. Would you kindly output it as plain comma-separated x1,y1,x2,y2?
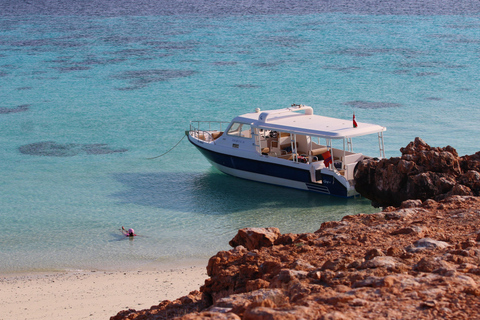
227,122,252,138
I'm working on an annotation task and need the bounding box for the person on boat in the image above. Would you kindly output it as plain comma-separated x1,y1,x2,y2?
121,226,136,237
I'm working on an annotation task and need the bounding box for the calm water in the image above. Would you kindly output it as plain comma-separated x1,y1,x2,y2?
1,1,479,272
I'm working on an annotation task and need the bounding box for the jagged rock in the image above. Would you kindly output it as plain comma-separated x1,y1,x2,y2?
274,233,298,245
414,256,453,273
213,289,288,317
229,228,281,250
244,305,320,320
355,137,480,207
406,237,451,253
271,269,308,285
361,256,405,270
391,225,426,237
292,259,315,271
352,276,389,288
181,311,241,320
364,248,384,260
321,311,352,320
400,199,422,208
245,279,270,292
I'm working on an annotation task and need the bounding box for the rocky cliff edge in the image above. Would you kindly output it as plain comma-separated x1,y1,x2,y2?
111,195,480,320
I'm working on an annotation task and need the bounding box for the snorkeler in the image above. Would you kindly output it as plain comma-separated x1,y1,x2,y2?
121,226,137,237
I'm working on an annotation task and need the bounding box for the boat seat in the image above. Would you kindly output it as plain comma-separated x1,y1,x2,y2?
197,132,223,141
211,131,223,140
310,147,328,157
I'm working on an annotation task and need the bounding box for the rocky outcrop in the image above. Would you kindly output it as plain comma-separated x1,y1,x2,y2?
228,227,281,251
354,137,480,207
111,195,480,320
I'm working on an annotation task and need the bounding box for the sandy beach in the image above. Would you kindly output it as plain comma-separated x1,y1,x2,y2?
0,264,208,320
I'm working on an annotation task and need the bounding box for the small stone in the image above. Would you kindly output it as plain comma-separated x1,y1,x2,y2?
421,300,436,308
391,225,425,236
362,256,403,269
401,199,422,208
406,238,450,253
365,248,384,260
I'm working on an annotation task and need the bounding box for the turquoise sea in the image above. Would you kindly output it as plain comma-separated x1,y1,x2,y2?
1,1,479,273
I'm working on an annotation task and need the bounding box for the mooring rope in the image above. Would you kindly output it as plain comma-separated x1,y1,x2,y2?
147,135,186,160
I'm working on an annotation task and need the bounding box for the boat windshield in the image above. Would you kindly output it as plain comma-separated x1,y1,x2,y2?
227,122,252,138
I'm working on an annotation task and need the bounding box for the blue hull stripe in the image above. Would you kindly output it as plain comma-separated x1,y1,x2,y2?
190,141,349,197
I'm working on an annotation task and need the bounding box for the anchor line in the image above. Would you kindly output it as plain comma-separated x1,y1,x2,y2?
147,135,186,160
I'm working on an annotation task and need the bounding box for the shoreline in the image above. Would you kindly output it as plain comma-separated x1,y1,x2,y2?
0,263,208,320
112,196,480,319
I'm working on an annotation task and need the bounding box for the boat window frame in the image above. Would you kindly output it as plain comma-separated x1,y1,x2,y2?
226,122,253,139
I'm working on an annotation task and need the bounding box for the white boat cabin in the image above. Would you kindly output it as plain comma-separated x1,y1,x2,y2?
189,105,386,185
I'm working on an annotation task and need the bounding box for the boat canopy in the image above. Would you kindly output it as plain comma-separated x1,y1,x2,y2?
233,105,386,139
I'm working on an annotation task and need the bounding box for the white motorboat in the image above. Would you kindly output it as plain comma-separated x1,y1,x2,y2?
187,104,386,197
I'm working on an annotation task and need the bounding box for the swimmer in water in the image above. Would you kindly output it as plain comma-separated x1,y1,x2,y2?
121,226,136,237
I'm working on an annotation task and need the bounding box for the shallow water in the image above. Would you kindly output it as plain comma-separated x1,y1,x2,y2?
1,4,479,272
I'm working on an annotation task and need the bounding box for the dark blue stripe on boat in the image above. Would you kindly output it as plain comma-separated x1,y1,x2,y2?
191,142,349,197
195,144,309,181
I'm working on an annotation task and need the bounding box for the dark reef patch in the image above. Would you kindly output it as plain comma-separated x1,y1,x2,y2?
415,72,440,77
234,84,261,89
398,61,466,69
262,36,309,47
212,61,237,66
252,61,284,68
143,40,199,51
19,141,127,157
113,69,197,90
343,100,402,109
393,69,411,75
53,65,91,72
322,65,362,72
446,37,480,44
111,48,152,57
0,104,30,114
9,38,84,49
47,55,127,70
329,47,422,58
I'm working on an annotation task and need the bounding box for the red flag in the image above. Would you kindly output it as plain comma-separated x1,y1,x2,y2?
322,151,332,167
353,113,358,128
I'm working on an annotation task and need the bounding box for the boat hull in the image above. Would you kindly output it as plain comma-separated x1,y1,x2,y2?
191,141,352,198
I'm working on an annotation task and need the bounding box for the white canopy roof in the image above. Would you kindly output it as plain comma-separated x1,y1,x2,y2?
234,105,386,139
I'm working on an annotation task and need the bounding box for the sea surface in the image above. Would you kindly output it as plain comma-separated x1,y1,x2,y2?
1,1,479,273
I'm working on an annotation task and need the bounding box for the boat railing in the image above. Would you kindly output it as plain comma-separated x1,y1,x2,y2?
189,121,230,142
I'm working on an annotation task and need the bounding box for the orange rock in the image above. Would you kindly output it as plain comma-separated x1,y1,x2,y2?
229,228,281,250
